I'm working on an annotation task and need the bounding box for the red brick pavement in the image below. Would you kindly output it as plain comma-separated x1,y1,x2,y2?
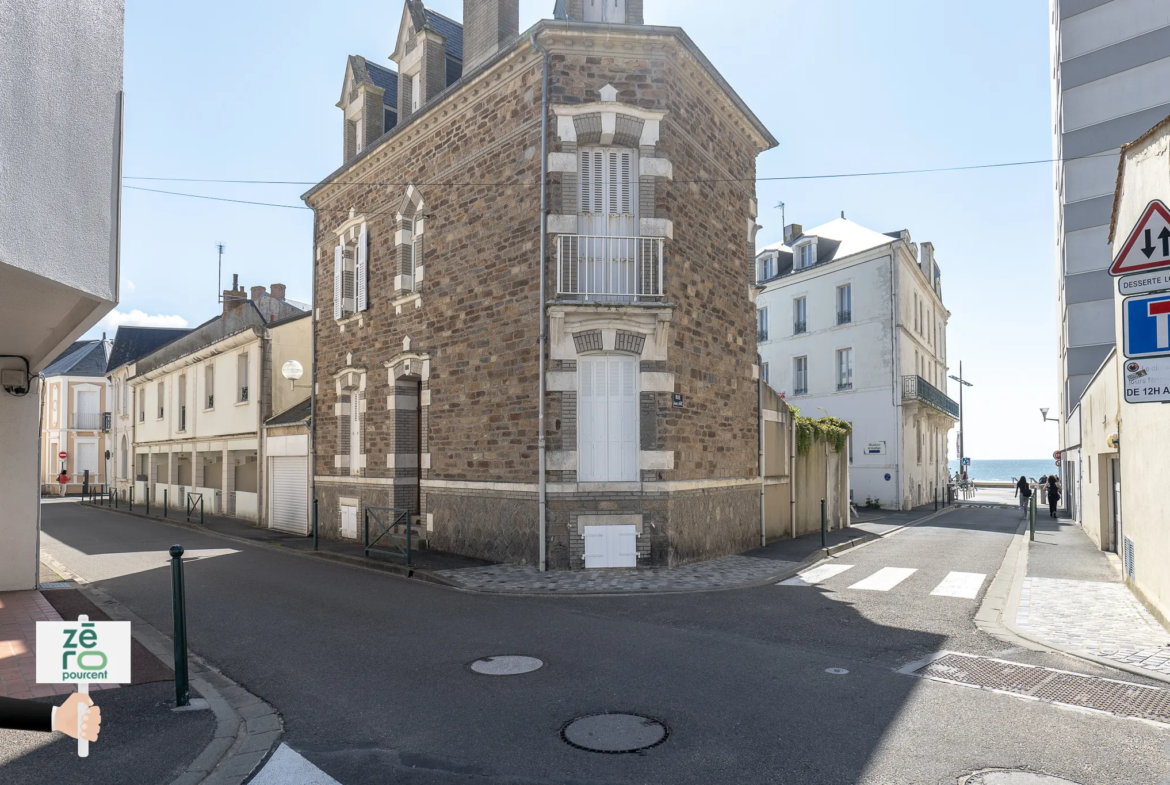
0,590,117,700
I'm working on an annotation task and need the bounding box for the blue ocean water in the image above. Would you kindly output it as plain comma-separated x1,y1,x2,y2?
947,459,1060,482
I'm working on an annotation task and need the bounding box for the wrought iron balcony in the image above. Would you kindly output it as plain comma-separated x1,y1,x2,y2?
837,310,852,325
556,235,664,301
793,320,807,335
757,327,769,343
69,412,103,430
837,381,853,391
901,375,960,418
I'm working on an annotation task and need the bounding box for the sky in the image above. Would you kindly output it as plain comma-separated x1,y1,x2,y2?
92,0,1060,461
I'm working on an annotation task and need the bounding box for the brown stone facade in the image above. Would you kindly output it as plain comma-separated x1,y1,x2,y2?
305,14,775,569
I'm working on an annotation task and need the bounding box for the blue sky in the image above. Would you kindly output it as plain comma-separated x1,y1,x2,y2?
94,0,1059,460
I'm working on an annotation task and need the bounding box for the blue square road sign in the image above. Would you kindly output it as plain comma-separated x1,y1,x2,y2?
1123,292,1170,359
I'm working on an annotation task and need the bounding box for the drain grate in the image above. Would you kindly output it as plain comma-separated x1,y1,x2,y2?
915,653,1170,724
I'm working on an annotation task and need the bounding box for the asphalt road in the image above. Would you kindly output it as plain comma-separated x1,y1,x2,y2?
34,503,1170,785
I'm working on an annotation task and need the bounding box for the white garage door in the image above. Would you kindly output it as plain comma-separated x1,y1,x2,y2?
269,456,308,534
583,525,638,569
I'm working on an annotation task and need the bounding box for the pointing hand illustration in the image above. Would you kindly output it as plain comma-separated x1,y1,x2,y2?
54,693,101,742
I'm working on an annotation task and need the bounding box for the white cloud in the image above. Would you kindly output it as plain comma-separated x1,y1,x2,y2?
124,279,136,292
97,309,189,333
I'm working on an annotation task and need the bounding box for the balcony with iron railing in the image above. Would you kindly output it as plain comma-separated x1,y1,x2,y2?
793,320,807,335
556,235,664,302
837,310,852,325
757,327,769,343
901,375,960,418
69,412,104,430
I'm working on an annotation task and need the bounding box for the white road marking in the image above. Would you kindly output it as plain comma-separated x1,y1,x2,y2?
249,744,342,785
930,571,986,599
778,563,855,586
848,567,917,591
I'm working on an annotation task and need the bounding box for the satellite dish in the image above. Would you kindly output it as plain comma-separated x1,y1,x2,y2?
281,360,304,382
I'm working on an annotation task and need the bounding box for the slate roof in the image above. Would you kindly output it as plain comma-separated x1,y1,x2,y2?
106,326,192,374
366,61,400,108
424,8,464,61
43,340,111,378
265,397,312,427
760,219,894,268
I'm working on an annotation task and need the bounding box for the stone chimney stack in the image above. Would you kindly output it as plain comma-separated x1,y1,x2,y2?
270,283,287,301
783,224,803,245
251,285,267,302
463,0,519,72
223,274,246,314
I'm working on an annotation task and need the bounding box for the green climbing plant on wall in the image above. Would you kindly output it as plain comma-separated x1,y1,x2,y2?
791,408,852,457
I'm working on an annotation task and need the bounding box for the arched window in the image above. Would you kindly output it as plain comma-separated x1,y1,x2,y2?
396,187,427,295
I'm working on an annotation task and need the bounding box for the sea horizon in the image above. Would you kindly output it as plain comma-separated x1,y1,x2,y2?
947,458,1061,482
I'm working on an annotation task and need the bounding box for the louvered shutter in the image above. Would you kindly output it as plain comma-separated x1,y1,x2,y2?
333,245,344,320
356,223,369,312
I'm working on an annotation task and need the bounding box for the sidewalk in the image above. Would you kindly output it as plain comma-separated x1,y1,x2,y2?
0,582,215,785
1016,517,1170,679
81,498,955,595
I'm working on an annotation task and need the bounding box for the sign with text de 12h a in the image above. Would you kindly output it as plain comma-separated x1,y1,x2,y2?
1123,292,1170,359
1124,358,1170,404
1112,200,1170,276
36,620,131,684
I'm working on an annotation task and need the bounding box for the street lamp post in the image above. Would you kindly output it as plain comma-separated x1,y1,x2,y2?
949,363,974,479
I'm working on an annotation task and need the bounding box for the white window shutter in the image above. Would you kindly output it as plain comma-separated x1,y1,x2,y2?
334,245,344,320
356,224,369,312
619,151,632,214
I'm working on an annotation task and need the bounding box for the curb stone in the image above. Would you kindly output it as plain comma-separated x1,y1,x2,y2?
38,551,283,784
975,517,1170,686
74,500,955,597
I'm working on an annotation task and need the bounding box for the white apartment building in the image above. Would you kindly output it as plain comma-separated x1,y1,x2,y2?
0,0,123,590
128,282,310,524
756,218,956,511
40,339,112,495
1051,0,1170,496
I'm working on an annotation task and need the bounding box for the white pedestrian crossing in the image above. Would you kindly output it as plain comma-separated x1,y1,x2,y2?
778,563,854,586
847,567,917,591
930,571,987,599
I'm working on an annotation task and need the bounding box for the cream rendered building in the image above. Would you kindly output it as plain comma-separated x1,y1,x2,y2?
40,339,112,495
128,283,310,522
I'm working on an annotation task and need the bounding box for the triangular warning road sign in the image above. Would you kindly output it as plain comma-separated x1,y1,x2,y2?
1112,199,1170,276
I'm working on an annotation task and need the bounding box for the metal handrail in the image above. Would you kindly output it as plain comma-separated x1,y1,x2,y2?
69,412,103,430
556,234,664,300
186,492,204,524
364,506,413,565
901,375,960,418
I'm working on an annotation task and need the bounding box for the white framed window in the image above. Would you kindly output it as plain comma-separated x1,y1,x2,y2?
350,390,364,475
138,385,145,422
237,352,250,403
578,354,638,482
793,297,807,334
411,72,421,112
205,363,215,410
355,115,364,152
793,356,808,396
578,147,639,236
837,348,853,390
156,381,165,420
333,244,356,320
758,254,776,283
837,284,852,324
584,0,626,23
761,362,770,384
121,378,129,416
177,374,187,432
757,308,768,342
798,242,815,269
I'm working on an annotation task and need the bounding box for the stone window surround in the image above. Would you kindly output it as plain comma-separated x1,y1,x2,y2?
393,185,428,311
544,308,676,475
548,88,674,240
330,210,368,327
384,346,432,473
332,363,367,474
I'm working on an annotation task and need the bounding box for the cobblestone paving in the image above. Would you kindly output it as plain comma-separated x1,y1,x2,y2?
437,555,800,594
1018,577,1170,676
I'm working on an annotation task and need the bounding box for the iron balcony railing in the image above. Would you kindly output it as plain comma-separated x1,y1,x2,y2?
902,375,960,418
837,310,852,325
793,320,807,335
794,386,808,397
838,381,853,391
69,412,103,430
556,235,664,301
757,328,769,343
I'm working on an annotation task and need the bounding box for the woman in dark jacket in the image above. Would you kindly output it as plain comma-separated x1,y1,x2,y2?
1047,475,1061,518
1014,475,1031,516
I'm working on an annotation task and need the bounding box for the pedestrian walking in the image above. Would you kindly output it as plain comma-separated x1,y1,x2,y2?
1047,475,1061,518
1014,475,1031,516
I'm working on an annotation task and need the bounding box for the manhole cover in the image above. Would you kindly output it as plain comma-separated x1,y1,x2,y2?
561,713,668,754
826,668,849,675
469,656,543,676
963,771,1082,784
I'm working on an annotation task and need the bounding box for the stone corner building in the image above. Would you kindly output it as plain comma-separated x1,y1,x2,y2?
304,0,777,570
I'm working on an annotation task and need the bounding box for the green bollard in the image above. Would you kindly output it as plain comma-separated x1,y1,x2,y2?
129,487,134,512
312,499,318,551
821,498,827,549
1030,494,1036,541
169,545,190,707
163,488,168,517
146,488,150,517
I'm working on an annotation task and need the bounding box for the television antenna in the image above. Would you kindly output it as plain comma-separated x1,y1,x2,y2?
215,242,226,302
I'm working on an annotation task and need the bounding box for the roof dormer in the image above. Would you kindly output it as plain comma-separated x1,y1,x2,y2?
556,0,644,24
390,1,464,123
338,56,399,165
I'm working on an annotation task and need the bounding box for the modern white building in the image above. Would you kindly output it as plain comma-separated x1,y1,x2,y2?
756,218,957,511
128,281,310,524
1051,0,1170,493
0,0,124,591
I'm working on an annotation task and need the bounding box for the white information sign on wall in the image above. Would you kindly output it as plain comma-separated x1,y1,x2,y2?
864,442,886,456
1123,357,1170,405
1118,270,1170,297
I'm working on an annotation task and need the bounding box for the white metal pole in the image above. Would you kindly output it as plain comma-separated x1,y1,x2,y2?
76,613,89,758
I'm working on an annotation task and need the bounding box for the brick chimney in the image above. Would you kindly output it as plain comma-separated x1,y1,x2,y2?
270,283,286,301
463,0,519,72
223,274,247,313
251,285,267,302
